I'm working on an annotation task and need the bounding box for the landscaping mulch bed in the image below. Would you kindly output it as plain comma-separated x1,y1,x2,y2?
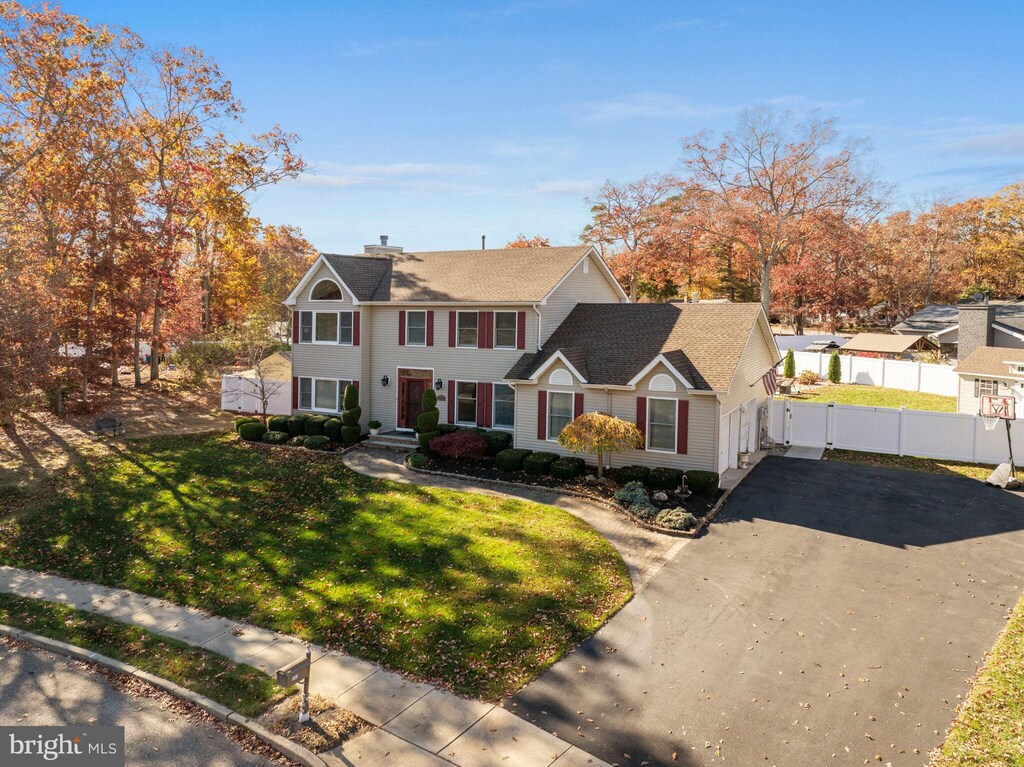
262,694,372,753
415,454,724,520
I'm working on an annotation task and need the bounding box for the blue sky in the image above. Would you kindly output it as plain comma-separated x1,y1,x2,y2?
63,0,1024,252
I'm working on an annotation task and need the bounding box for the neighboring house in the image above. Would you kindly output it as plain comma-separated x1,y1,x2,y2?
282,237,780,474
892,299,1024,358
953,346,1024,416
774,334,847,354
839,332,936,359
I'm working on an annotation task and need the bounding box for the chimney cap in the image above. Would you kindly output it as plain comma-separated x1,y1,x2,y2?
380,235,388,246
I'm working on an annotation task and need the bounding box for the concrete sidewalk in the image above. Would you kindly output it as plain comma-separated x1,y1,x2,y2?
0,565,609,767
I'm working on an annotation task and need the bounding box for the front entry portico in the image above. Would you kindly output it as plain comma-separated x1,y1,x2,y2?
397,368,433,429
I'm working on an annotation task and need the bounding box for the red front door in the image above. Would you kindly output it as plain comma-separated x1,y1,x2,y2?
399,377,427,428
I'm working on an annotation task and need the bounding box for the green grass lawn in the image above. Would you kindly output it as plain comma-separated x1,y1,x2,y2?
782,383,957,412
931,593,1024,766
826,450,997,482
0,592,285,717
0,434,631,700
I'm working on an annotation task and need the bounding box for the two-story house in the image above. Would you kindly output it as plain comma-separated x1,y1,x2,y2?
282,238,780,475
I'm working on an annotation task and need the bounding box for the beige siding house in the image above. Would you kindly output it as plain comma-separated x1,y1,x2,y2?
953,347,1024,416
282,237,781,478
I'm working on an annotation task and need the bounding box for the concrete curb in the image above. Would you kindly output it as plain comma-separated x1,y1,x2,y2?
0,623,330,767
403,459,723,538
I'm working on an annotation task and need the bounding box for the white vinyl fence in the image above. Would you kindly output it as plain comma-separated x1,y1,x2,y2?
220,374,292,416
779,351,957,396
768,399,1023,465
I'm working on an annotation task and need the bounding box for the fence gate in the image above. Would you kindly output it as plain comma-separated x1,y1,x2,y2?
785,401,830,448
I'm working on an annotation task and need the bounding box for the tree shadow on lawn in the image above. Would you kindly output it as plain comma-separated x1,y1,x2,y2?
0,434,628,699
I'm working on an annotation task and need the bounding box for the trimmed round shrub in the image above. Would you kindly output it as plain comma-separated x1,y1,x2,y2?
261,431,290,445
483,430,512,456
342,384,359,411
685,470,719,497
323,418,343,441
550,456,586,480
234,416,260,433
523,451,558,475
305,414,330,436
649,466,684,491
238,421,267,442
305,435,330,450
340,425,361,445
417,432,437,452
268,415,290,433
341,406,362,427
438,423,459,436
418,409,440,432
288,435,307,446
495,448,531,472
408,452,430,469
428,430,487,460
287,415,308,437
655,508,698,531
614,465,651,486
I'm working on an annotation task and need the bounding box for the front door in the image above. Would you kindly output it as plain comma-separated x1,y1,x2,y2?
398,377,427,429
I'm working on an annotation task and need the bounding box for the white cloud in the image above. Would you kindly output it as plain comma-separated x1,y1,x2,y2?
572,92,735,123
489,139,577,160
288,161,490,191
941,127,1024,157
530,180,595,196
336,38,436,59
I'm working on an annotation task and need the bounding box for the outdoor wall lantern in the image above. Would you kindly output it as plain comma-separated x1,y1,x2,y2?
381,375,390,387
435,379,443,390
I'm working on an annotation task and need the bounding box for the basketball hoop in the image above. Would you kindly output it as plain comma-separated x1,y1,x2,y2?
982,415,1000,431
980,394,1016,422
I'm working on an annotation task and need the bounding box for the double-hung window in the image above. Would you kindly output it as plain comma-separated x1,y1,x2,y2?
456,382,477,424
457,312,478,348
406,311,427,346
299,311,314,343
298,377,353,412
314,312,338,343
299,311,352,344
547,392,573,440
493,383,515,429
494,312,517,349
975,379,1000,397
647,398,677,452
338,312,353,345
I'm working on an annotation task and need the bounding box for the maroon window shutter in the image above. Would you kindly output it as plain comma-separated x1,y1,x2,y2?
517,311,526,350
398,310,406,346
353,380,359,392
537,390,547,440
574,392,584,419
448,312,456,347
480,312,488,349
292,377,299,409
292,311,299,343
677,400,689,454
353,311,360,346
477,382,491,427
448,380,456,423
426,310,434,346
636,396,647,449
486,312,494,349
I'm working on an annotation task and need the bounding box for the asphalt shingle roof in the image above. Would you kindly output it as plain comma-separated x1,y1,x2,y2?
323,246,594,303
893,301,1024,335
505,302,766,391
839,333,928,354
954,346,1024,378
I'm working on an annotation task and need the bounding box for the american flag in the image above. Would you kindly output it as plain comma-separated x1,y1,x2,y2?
762,368,779,396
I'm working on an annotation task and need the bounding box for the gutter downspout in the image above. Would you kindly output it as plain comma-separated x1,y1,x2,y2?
534,305,543,349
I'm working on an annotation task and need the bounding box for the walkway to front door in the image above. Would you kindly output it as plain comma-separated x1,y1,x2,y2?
397,369,431,429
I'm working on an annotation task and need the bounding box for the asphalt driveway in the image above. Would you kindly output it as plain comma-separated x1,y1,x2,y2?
512,456,1024,767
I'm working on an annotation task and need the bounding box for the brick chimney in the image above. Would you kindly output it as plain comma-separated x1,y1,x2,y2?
957,298,996,360
363,234,403,257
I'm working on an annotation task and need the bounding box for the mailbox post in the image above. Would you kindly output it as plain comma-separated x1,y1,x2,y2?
276,644,313,724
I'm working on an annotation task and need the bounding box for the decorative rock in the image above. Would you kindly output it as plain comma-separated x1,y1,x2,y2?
653,491,669,502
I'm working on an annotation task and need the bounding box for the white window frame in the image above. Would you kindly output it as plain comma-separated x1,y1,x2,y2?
646,396,678,453
456,381,478,426
309,278,344,301
975,379,1000,397
547,390,573,442
456,311,479,349
297,377,352,413
337,311,354,345
494,311,518,350
492,382,515,431
406,310,427,347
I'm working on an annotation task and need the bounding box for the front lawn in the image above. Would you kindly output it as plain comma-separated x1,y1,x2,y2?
0,434,631,700
0,592,284,717
826,450,997,482
931,593,1024,766
782,383,956,412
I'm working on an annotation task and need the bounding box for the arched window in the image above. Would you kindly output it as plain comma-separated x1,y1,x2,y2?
310,279,343,301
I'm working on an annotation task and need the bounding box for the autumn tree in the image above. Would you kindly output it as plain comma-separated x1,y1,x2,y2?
506,234,550,248
557,412,642,479
677,105,886,313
